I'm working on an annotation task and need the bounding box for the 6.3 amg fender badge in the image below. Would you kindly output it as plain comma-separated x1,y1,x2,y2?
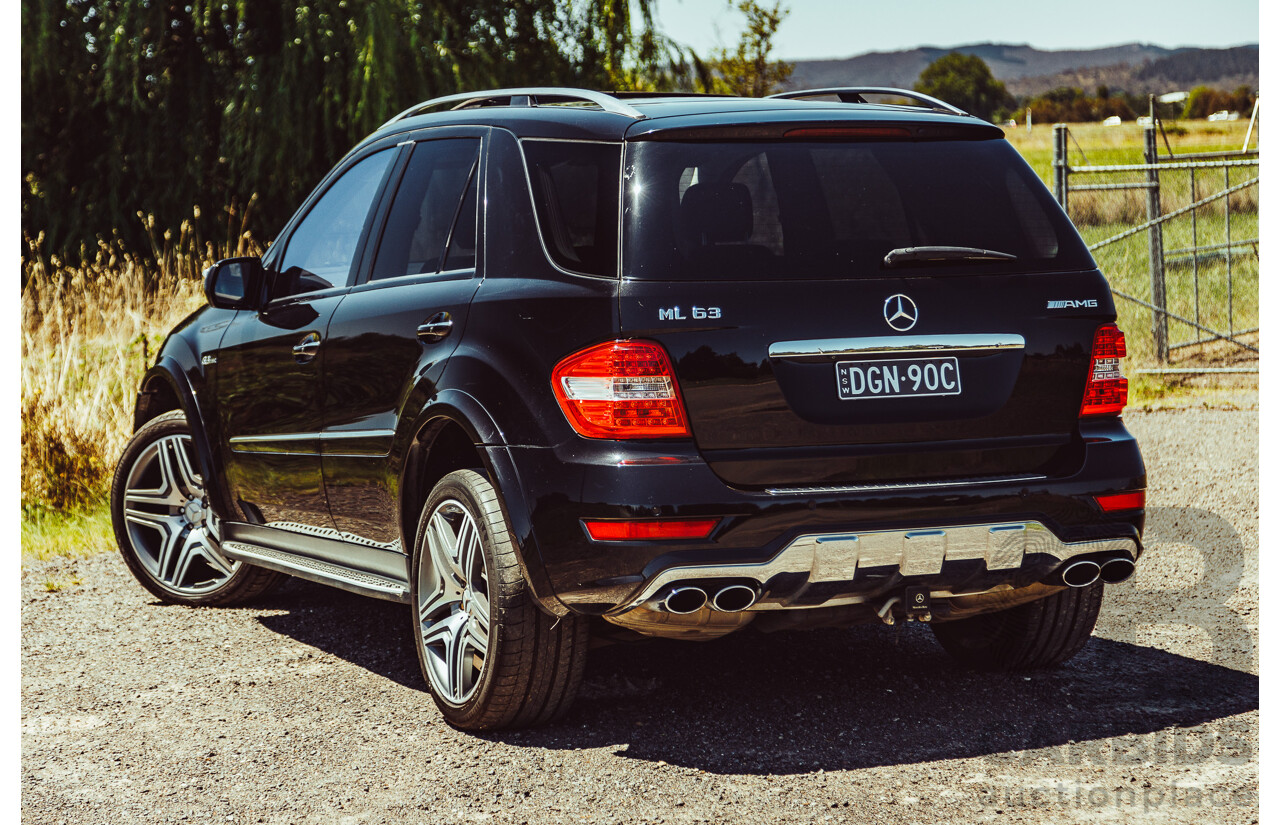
883,294,918,331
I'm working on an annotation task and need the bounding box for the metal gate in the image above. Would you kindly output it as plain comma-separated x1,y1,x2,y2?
1051,120,1259,366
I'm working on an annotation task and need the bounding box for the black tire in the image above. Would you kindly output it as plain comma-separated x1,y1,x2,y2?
930,583,1104,671
410,469,588,730
110,410,287,606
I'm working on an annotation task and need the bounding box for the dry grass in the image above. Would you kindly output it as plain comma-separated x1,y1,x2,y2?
21,211,260,537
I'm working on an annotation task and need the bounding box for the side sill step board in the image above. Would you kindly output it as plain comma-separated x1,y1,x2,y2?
221,541,411,604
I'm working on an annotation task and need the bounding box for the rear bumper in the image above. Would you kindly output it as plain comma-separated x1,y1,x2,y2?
611,519,1137,615
501,417,1145,617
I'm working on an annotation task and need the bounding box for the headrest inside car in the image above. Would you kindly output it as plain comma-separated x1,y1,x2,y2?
679,182,754,245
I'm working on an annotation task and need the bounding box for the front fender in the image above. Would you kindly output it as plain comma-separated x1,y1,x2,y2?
134,358,236,522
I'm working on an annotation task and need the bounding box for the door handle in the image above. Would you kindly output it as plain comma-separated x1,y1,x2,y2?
417,312,454,343
292,331,321,363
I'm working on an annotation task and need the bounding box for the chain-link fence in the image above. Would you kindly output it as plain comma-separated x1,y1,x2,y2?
1051,119,1259,371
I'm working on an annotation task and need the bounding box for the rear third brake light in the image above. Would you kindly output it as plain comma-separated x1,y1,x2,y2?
552,340,691,439
783,126,911,140
1080,324,1128,417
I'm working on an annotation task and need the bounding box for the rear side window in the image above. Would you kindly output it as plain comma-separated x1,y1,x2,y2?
370,138,480,281
623,139,1092,280
522,140,620,277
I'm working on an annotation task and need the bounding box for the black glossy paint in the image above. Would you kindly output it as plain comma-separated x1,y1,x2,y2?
215,291,344,528
132,94,1146,618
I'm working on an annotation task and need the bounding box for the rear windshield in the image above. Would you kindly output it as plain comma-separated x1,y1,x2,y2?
623,139,1093,280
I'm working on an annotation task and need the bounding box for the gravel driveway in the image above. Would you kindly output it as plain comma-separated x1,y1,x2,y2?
22,406,1258,824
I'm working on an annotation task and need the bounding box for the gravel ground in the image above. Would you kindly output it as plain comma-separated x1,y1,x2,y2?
22,406,1258,824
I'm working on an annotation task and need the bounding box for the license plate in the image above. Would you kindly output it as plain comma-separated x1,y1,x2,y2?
836,357,961,400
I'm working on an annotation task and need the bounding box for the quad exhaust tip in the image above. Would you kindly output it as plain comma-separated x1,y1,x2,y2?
710,584,760,613
655,582,761,614
661,586,708,615
1099,556,1136,584
1061,559,1102,588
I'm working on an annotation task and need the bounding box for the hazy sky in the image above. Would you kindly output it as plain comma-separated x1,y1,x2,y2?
652,0,1260,61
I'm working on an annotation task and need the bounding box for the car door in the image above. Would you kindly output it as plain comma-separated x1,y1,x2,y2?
320,130,486,548
215,146,398,532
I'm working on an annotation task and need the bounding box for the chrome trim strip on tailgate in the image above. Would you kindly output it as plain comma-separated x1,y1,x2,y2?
768,333,1025,361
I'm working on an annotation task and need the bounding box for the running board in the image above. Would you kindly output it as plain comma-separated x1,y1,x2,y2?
221,541,411,604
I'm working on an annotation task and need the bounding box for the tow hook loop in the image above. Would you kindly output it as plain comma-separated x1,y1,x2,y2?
905,586,932,622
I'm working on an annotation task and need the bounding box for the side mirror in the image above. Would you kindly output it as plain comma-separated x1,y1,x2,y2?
203,257,264,310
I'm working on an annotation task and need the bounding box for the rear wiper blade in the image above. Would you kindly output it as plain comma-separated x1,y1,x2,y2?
883,246,1018,267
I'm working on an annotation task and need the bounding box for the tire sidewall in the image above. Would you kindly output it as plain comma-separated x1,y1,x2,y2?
410,469,507,726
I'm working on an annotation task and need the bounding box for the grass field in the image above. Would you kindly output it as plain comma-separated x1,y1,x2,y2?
21,225,242,560
1003,118,1258,181
1001,119,1260,367
19,119,1260,561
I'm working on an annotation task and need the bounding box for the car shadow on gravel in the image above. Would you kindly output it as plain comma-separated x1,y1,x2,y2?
253,505,1257,775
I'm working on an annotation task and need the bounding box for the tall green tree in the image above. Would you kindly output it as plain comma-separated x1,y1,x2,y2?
21,0,680,262
704,0,792,97
914,52,1012,123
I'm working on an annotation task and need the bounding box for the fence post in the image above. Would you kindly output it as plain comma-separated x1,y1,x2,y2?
1144,125,1169,363
1052,124,1068,210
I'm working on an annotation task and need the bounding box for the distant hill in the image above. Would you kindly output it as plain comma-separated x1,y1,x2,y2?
787,43,1259,99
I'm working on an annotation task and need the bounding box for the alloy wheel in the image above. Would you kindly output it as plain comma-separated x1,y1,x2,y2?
417,499,491,705
120,434,237,595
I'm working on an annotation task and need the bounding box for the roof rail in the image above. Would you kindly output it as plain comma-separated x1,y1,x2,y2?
768,87,971,117
380,87,645,128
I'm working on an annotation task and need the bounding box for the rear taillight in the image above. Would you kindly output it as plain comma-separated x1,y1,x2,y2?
1080,324,1128,417
551,340,691,439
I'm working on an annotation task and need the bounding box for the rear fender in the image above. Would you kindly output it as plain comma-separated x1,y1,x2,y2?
397,389,568,616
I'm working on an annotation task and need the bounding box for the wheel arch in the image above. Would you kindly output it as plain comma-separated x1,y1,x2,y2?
132,358,235,520
397,390,566,616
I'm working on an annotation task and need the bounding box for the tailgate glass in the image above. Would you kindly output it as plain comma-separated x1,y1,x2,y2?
623,138,1092,280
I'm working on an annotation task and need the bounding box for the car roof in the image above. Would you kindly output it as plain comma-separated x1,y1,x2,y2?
361,88,1002,147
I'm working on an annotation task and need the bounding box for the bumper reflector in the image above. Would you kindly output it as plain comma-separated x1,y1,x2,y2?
584,519,719,541
1094,490,1145,512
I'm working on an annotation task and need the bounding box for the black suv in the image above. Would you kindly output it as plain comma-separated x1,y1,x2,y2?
112,87,1145,730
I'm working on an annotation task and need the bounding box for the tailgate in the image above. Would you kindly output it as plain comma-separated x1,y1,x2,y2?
620,271,1115,488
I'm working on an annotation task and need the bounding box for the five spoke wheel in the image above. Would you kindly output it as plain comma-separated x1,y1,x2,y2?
416,500,491,705
120,432,236,595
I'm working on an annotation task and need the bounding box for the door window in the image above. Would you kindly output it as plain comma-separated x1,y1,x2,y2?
370,138,481,281
274,147,395,299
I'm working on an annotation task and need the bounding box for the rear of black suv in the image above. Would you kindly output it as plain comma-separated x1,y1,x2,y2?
115,89,1144,731
501,101,1144,649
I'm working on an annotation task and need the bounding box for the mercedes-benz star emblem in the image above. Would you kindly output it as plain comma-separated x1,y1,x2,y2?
883,294,918,332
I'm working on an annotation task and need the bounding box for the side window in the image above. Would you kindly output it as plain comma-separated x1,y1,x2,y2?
523,141,620,277
274,148,394,299
370,138,480,281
